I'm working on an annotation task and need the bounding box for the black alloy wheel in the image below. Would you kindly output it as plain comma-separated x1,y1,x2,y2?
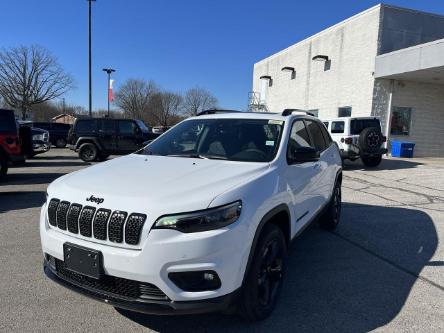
239,224,287,321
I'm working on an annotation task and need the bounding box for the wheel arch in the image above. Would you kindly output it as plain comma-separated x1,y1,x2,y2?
76,137,103,151
242,204,291,286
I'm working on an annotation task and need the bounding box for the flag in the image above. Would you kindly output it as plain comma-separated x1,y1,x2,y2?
108,79,114,102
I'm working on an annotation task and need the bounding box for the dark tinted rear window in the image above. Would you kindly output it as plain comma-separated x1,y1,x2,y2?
75,120,97,133
0,110,17,132
350,119,381,135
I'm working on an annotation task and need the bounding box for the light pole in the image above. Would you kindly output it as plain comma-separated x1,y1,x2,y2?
87,0,96,117
102,68,115,117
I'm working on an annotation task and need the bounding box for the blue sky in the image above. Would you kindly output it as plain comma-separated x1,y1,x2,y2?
1,0,443,111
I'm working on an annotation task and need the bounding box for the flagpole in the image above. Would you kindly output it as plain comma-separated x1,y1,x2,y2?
102,68,116,117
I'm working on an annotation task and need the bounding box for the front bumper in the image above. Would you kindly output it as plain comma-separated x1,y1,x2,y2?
43,259,239,315
40,203,250,303
33,141,51,154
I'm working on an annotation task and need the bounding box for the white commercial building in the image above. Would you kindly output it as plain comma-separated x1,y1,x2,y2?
251,4,444,156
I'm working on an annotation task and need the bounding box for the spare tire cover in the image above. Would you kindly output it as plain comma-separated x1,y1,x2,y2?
359,127,382,153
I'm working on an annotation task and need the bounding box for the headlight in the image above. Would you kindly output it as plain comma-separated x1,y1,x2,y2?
153,201,242,233
33,134,44,141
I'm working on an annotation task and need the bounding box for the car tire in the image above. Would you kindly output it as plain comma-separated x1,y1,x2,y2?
79,143,98,162
55,138,67,148
361,155,382,167
239,224,287,321
319,179,342,231
0,153,8,179
359,127,383,153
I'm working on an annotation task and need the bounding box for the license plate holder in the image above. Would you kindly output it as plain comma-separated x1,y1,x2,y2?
63,243,103,279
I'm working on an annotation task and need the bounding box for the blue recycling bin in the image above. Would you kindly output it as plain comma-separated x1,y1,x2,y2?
391,141,415,158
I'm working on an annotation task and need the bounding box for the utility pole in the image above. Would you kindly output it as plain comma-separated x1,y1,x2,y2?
87,0,96,117
102,68,115,117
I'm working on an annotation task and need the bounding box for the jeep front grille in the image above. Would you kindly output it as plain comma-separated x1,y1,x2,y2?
56,201,70,230
47,199,147,246
108,211,128,243
79,206,96,237
125,214,148,245
67,204,82,234
93,209,111,240
48,199,60,226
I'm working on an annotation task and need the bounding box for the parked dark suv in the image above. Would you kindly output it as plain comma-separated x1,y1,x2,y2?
33,122,71,148
0,109,25,178
69,118,159,162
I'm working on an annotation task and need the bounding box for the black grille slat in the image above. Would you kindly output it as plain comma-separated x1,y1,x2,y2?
48,200,146,246
56,201,70,230
93,209,111,240
79,206,96,237
47,199,60,226
125,214,147,245
54,258,168,300
67,204,82,234
108,211,127,243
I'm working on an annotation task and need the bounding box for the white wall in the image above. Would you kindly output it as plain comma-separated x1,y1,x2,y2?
390,81,444,157
252,5,381,119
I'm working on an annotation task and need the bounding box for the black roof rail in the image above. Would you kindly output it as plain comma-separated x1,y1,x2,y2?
282,109,316,117
196,109,242,116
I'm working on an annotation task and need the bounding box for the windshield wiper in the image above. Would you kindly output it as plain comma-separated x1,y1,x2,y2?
166,153,228,160
166,153,206,159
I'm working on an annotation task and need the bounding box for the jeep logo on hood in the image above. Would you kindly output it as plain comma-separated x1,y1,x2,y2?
86,195,104,204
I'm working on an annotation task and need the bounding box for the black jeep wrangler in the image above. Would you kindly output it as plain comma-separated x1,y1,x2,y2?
69,118,159,162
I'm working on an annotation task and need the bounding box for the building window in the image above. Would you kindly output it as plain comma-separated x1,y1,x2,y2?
338,107,352,117
391,107,412,136
308,109,319,117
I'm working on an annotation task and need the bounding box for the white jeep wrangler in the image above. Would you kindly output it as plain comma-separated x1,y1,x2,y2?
322,117,387,167
40,110,342,321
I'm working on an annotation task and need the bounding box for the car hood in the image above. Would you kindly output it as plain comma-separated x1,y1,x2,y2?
48,154,270,214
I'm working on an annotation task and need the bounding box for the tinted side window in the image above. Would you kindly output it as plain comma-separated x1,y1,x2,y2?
319,122,332,146
306,120,327,152
331,121,345,133
75,120,97,133
98,119,115,133
287,120,312,161
118,120,136,135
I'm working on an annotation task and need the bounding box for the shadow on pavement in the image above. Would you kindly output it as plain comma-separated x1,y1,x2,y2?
21,161,90,168
117,203,437,333
0,172,66,186
344,158,422,171
0,191,46,213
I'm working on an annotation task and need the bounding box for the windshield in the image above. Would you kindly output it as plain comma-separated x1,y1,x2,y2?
135,120,151,133
141,118,284,162
350,118,381,135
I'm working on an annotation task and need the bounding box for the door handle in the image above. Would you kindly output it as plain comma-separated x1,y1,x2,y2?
313,162,321,170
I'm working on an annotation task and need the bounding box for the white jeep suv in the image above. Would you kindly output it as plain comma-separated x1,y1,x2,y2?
40,110,342,321
322,117,387,167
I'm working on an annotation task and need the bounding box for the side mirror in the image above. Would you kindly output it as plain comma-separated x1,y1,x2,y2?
288,146,320,164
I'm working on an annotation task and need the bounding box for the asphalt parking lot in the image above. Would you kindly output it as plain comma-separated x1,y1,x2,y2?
0,149,443,333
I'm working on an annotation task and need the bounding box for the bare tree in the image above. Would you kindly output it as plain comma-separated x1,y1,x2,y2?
114,79,157,121
183,87,218,116
150,92,183,127
0,45,73,120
